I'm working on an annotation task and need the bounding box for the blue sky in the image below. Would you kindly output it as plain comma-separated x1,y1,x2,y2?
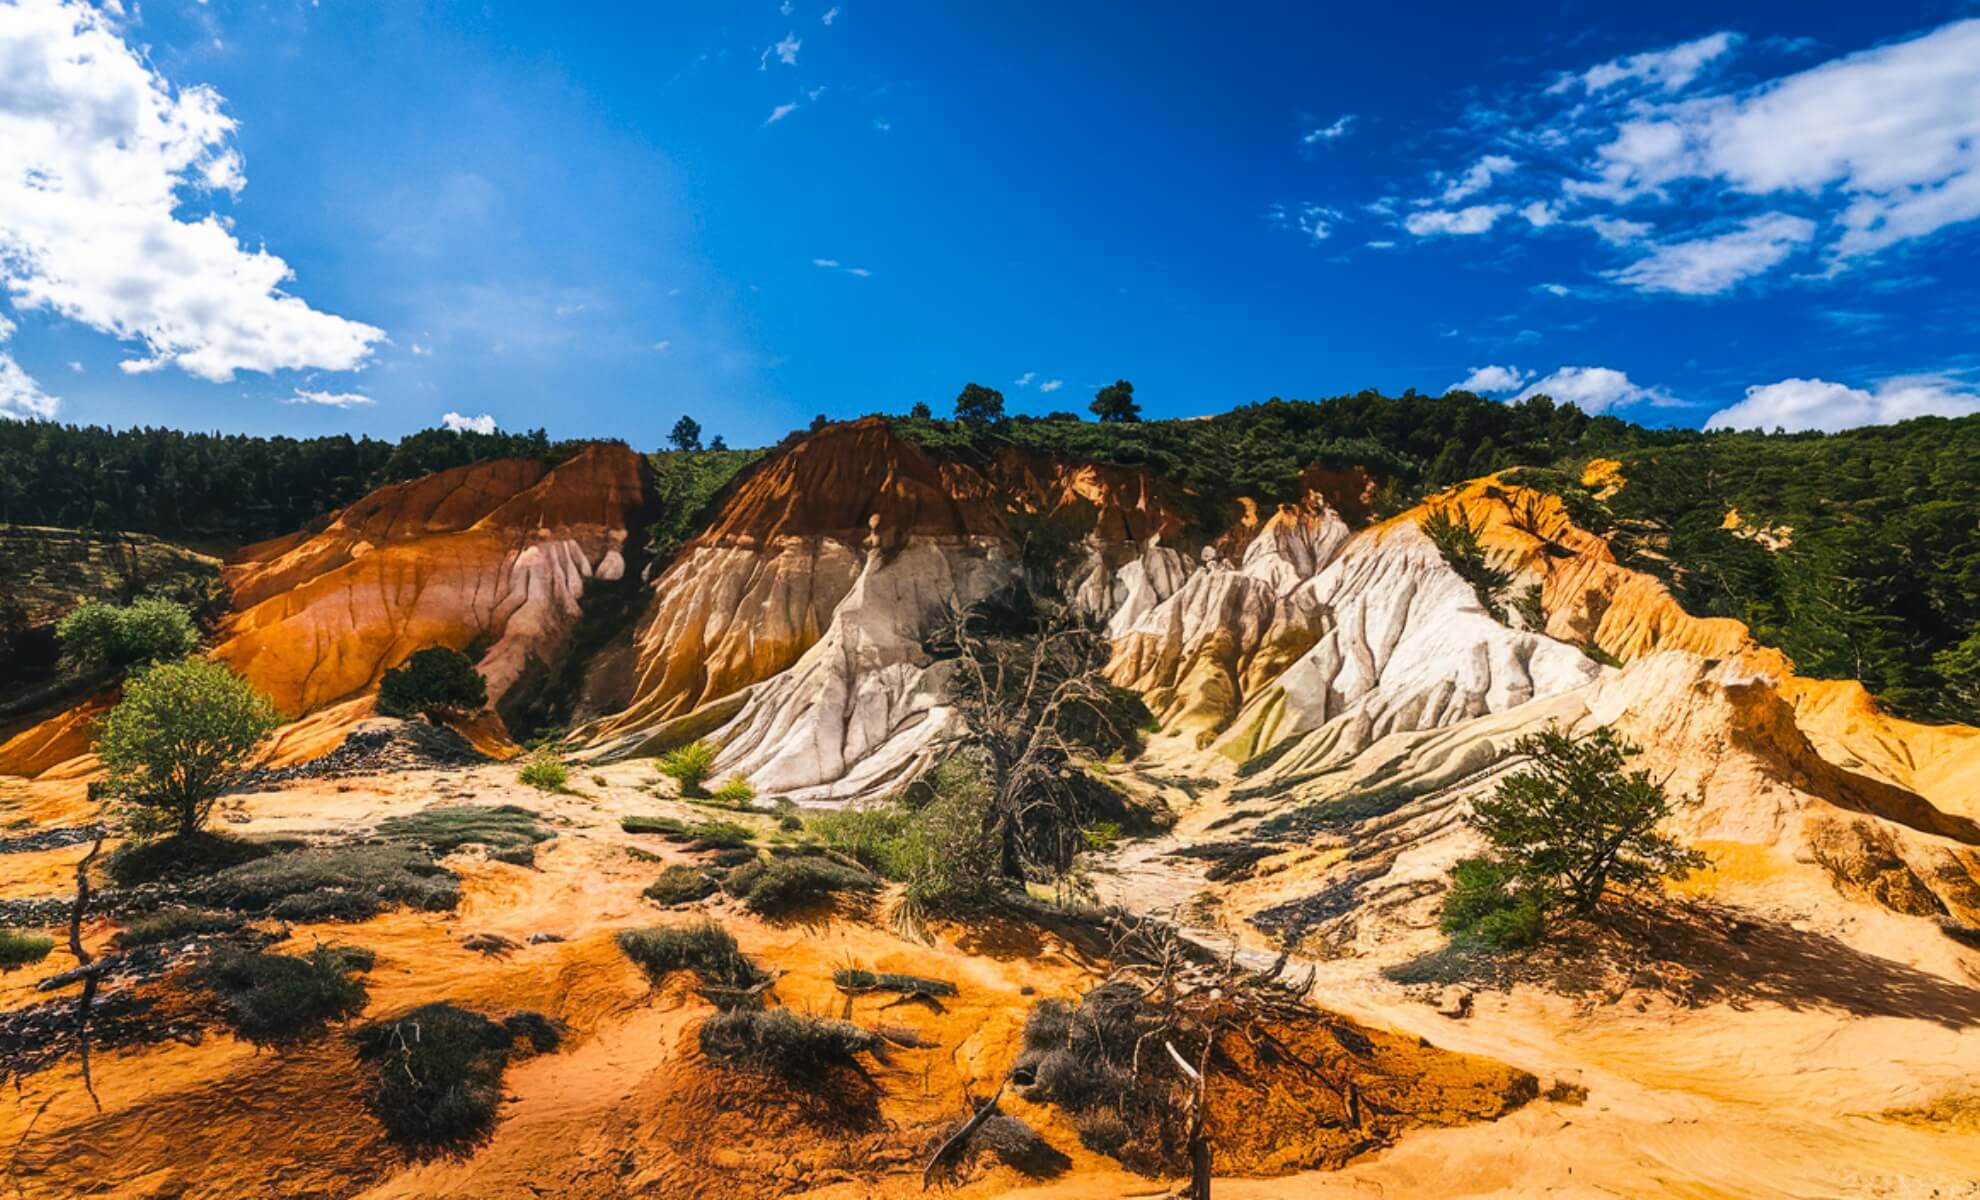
2,0,1979,448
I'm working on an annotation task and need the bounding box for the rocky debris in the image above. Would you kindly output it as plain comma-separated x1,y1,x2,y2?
461,932,523,956
0,823,104,854
0,988,203,1082
243,721,486,786
1435,985,1473,1018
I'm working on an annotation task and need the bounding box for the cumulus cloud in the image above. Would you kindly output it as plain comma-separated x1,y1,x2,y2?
1577,20,1980,259
0,0,383,383
765,102,799,124
1403,205,1509,236
822,6,840,25
1302,114,1354,145
284,388,372,408
1014,371,1035,387
1567,31,1739,93
1268,202,1341,242
1517,366,1675,413
1038,379,1063,393
0,316,59,419
1611,213,1814,295
1437,155,1518,204
441,411,497,434
1449,365,1530,394
1705,375,1980,432
760,32,800,69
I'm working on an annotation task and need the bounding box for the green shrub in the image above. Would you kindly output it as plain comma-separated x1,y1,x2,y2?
518,753,569,793
377,804,554,865
1439,858,1545,950
376,647,489,719
643,864,719,906
740,856,879,915
621,814,691,837
1422,505,1515,622
111,907,243,949
192,845,460,919
105,830,299,887
711,774,756,807
199,945,374,1043
616,920,766,1003
353,1003,553,1147
0,929,55,970
658,741,718,797
57,597,199,677
805,803,912,875
697,1008,879,1080
96,659,282,839
898,763,1002,916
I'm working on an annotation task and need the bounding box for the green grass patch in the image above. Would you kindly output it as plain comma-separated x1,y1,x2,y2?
616,919,767,1005
738,856,879,915
697,1008,880,1080
0,929,55,970
199,944,373,1043
105,831,305,887
642,864,720,906
191,845,460,921
831,968,957,997
353,1003,559,1149
110,907,243,950
377,804,555,865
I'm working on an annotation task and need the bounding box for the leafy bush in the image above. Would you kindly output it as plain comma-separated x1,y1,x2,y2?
739,856,879,915
57,597,199,676
643,864,719,906
1421,505,1514,621
96,659,282,838
375,647,488,719
199,945,374,1043
354,1003,554,1148
897,763,1002,915
192,845,460,919
805,804,913,874
616,920,767,1004
0,929,55,970
518,753,569,793
1441,724,1707,949
697,1008,880,1080
111,907,243,949
377,804,554,865
658,741,718,797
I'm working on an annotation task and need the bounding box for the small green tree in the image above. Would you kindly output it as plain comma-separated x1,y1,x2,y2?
96,659,282,839
659,740,719,797
954,383,1005,426
669,415,704,453
1089,379,1141,423
1444,725,1704,947
58,597,199,676
376,647,489,719
907,401,933,420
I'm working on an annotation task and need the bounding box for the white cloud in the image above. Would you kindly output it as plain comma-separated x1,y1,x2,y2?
822,6,839,24
284,387,372,408
1015,371,1035,387
1450,365,1530,394
1705,374,1980,432
812,258,870,277
409,342,431,356
1517,366,1675,413
779,0,793,13
1611,213,1814,295
1302,114,1354,145
1578,20,1980,259
651,339,671,352
1403,205,1509,236
0,351,58,419
0,0,383,383
1520,201,1560,228
1582,216,1652,245
1571,31,1738,93
1535,282,1570,297
1268,202,1341,242
766,102,799,124
812,258,840,268
1438,154,1518,204
441,411,497,434
67,359,83,372
772,32,801,65
1365,239,1396,249
1038,379,1063,393
844,266,870,277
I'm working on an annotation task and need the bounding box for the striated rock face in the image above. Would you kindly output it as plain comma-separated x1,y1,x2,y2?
212,444,644,723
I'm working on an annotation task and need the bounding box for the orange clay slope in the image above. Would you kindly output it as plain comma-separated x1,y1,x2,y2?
0,445,644,779
1417,464,1980,817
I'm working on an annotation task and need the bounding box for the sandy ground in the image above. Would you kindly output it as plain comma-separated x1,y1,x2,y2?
4,757,1980,1198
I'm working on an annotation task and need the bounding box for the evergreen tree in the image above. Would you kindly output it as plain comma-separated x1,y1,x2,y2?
669,416,704,453
1090,379,1140,423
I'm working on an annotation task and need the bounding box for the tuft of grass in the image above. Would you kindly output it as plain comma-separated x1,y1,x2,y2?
353,1003,555,1148
0,928,55,970
657,741,718,797
710,773,756,807
111,907,243,950
832,968,958,997
518,753,569,793
620,814,691,837
619,815,754,850
198,945,374,1043
643,864,719,906
377,804,555,866
192,845,460,921
617,919,767,1003
697,1008,879,1080
739,856,879,915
